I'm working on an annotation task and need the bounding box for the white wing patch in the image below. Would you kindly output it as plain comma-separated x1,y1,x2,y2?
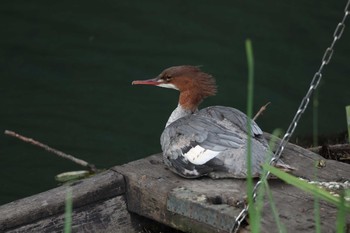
183,145,220,165
182,168,200,176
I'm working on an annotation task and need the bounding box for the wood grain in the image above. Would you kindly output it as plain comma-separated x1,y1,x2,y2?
1,134,349,233
113,134,350,233
0,171,125,232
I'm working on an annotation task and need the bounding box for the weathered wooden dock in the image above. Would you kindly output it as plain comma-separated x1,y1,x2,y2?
1,134,349,233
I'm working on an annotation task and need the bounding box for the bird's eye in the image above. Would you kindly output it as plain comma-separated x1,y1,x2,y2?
163,75,172,82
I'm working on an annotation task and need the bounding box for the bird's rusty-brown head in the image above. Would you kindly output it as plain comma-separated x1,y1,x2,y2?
132,65,217,110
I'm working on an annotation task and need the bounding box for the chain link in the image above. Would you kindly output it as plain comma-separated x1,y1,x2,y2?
231,1,349,232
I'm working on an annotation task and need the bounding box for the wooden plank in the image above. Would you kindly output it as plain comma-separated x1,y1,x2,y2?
4,196,143,233
167,187,237,232
1,133,349,233
0,170,125,231
113,134,350,233
114,154,245,232
113,155,248,233
272,134,350,181
259,180,345,233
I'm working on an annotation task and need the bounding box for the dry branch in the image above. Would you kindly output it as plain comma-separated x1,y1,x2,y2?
253,102,271,121
4,130,97,173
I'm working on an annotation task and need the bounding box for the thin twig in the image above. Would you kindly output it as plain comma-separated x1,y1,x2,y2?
4,130,97,173
253,102,271,121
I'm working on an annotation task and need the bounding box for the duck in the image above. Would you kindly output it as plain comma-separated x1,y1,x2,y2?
133,65,278,179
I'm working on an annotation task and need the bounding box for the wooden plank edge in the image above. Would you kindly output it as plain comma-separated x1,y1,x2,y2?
4,196,139,233
113,155,243,233
167,187,238,232
0,170,125,231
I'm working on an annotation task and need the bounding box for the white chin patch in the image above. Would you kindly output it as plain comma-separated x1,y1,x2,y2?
183,145,220,165
158,83,179,90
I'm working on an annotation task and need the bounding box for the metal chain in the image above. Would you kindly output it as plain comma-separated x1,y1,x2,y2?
231,1,350,232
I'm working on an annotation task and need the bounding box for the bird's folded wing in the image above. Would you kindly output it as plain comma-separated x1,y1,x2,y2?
161,115,246,165
197,106,263,136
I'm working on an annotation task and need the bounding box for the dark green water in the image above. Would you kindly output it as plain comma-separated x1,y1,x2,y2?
1,1,349,204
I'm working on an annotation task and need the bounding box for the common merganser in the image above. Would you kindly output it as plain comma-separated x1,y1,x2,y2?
132,65,274,179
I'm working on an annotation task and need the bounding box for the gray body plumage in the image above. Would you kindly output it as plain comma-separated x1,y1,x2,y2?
161,106,269,178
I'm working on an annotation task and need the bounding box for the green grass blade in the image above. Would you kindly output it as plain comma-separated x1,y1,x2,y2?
259,129,283,182
245,39,258,233
336,191,346,233
263,164,350,211
264,181,287,233
346,105,350,143
313,89,319,146
64,187,73,233
314,195,321,233
313,161,321,233
255,129,283,225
